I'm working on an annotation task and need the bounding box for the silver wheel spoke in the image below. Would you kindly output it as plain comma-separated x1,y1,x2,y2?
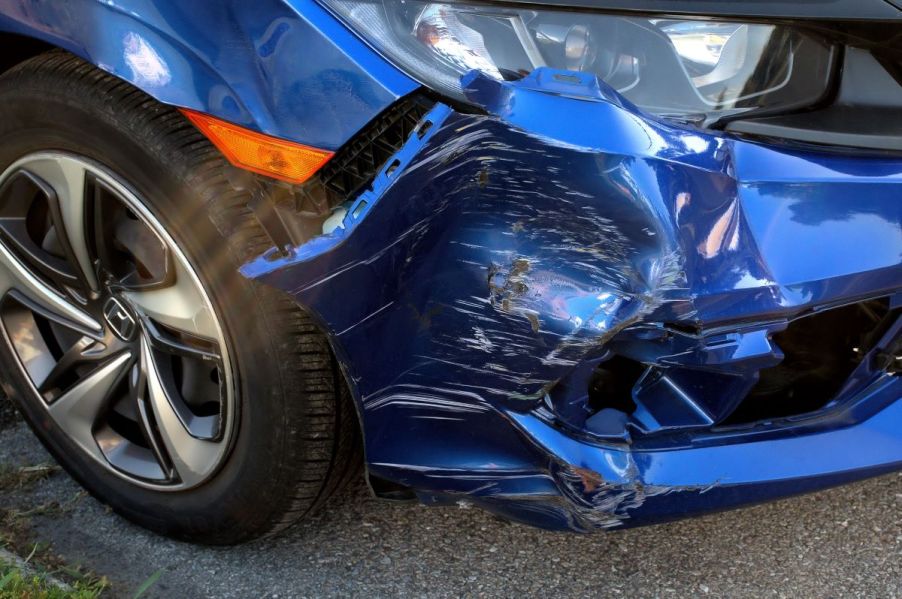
141,337,220,487
0,152,232,490
0,241,101,335
21,156,98,291
124,260,219,340
92,361,172,482
38,335,101,398
46,351,132,463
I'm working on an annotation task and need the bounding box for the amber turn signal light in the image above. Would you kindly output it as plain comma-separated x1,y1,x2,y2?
181,109,333,184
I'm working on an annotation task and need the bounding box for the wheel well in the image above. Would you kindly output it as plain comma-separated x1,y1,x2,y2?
0,33,54,74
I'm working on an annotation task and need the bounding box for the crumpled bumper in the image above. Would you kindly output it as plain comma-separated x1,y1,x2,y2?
244,68,902,530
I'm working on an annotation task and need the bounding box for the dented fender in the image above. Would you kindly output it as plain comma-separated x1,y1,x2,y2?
0,0,416,150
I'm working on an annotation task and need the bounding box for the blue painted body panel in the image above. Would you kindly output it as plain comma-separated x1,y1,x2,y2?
2,2,900,529
0,0,417,150
245,71,902,528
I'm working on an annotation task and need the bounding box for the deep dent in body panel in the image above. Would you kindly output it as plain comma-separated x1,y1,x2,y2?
240,96,715,527
242,69,902,530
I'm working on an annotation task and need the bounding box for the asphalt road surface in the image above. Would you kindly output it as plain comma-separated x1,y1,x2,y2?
1,397,900,598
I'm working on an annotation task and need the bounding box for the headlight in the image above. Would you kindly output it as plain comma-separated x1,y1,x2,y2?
320,0,837,125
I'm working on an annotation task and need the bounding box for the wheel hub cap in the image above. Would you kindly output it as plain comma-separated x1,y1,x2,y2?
102,296,138,341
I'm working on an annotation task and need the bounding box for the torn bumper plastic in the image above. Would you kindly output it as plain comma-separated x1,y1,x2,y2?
244,68,902,530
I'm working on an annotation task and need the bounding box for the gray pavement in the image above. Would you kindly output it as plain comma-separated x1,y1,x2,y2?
1,397,900,598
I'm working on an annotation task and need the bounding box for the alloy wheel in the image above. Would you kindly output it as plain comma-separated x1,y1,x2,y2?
0,152,235,490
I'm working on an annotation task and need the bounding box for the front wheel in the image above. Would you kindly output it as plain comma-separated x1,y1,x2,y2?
0,51,360,544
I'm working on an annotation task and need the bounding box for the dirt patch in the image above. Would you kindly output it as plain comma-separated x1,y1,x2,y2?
0,395,18,431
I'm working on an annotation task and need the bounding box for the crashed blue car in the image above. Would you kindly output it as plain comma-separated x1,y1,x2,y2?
0,0,899,543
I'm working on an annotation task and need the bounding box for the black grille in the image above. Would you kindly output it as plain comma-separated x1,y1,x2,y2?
318,94,435,200
283,93,436,240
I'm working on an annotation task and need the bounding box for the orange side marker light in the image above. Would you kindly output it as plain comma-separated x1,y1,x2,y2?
181,109,333,184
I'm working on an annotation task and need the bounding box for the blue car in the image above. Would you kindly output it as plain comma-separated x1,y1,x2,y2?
0,0,899,544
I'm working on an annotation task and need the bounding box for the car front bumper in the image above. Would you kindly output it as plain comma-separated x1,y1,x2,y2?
244,68,902,530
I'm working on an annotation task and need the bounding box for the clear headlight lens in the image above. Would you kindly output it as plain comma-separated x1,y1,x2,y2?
320,0,836,124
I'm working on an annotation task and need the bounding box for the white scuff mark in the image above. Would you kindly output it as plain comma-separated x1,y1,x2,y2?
123,32,171,87
366,393,490,414
410,415,467,422
459,326,495,353
336,301,394,336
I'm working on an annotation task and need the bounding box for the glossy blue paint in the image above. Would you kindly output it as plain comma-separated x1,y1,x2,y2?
2,1,900,530
245,69,902,529
0,0,417,150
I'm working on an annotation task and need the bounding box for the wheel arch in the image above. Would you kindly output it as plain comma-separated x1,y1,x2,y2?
0,0,417,151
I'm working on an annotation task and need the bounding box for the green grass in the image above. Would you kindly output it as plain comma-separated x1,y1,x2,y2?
1,457,107,598
0,560,107,598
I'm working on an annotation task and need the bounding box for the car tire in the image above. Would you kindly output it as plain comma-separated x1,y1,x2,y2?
0,51,361,544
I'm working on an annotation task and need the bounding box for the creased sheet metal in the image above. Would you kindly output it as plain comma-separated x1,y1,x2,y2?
244,69,902,529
